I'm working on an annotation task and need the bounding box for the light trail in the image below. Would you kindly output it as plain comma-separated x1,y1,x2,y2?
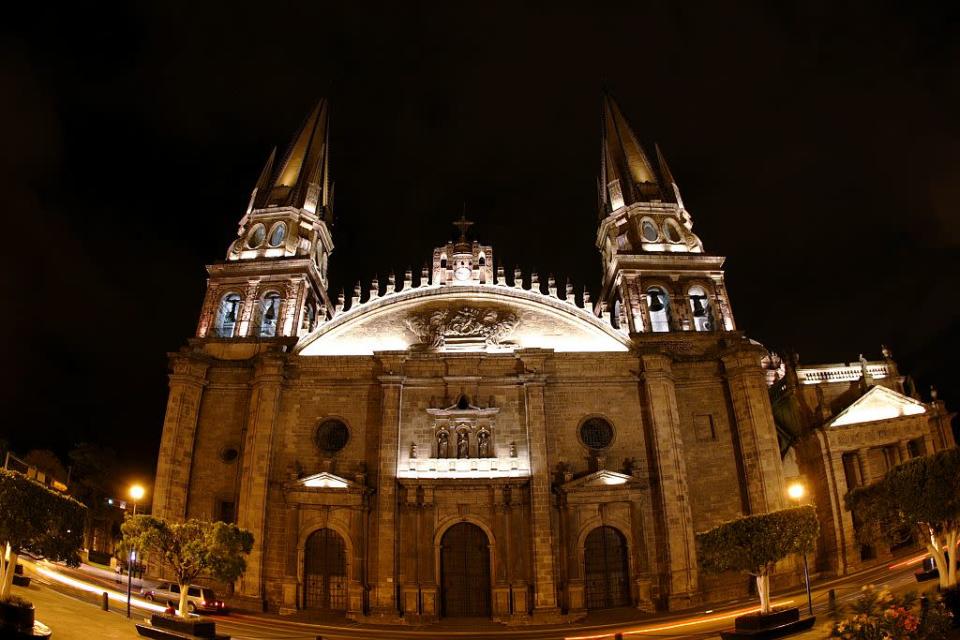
887,553,927,570
32,563,167,614
565,599,796,640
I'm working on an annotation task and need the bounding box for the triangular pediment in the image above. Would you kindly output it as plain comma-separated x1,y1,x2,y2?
291,471,358,491
829,385,926,427
560,469,642,491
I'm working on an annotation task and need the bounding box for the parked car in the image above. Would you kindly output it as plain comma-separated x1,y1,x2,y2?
915,552,949,582
142,582,227,614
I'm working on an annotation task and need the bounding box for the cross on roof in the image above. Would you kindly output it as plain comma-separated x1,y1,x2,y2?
453,213,473,240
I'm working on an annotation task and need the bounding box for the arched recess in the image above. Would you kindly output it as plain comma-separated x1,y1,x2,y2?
582,525,631,609
435,517,495,618
302,527,348,610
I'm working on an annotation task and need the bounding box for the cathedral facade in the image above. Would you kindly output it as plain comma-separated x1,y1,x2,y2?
151,96,955,621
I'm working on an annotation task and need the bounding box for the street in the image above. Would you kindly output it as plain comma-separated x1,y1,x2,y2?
14,553,935,640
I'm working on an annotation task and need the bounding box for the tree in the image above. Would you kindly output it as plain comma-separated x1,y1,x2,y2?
847,447,960,589
121,516,253,617
0,469,86,600
697,505,819,614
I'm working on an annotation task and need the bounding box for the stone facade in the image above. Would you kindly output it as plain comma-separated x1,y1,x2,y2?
151,95,955,621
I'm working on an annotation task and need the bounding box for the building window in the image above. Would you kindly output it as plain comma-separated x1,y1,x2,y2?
694,414,716,442
646,287,671,332
268,222,287,247
216,500,236,524
258,292,281,337
315,419,350,454
663,218,683,243
215,293,242,337
641,218,659,243
579,417,615,451
842,453,859,489
687,285,714,332
247,223,266,248
908,438,925,458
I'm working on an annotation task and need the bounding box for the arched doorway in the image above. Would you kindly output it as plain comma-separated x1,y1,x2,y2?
584,526,630,609
303,528,347,611
440,522,491,617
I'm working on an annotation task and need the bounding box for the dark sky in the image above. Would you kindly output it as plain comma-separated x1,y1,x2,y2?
1,2,958,487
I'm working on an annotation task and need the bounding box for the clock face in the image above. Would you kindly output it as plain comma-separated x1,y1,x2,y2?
454,266,472,281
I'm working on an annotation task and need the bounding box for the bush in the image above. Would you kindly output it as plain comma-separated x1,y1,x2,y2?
831,586,954,640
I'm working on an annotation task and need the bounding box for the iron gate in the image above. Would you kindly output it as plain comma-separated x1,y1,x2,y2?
584,526,630,609
441,522,491,617
303,528,347,611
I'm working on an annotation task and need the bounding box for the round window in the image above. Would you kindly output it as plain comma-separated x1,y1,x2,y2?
268,222,286,247
641,219,659,243
663,219,683,243
579,417,615,450
219,447,239,463
315,419,350,454
247,224,266,248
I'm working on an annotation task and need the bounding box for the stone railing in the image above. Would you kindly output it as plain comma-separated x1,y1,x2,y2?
797,363,889,384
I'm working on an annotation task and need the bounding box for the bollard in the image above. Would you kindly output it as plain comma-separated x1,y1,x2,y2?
102,591,109,611
828,588,837,613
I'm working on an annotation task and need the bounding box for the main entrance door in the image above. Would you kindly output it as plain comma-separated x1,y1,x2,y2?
584,526,630,609
303,528,347,611
440,522,491,617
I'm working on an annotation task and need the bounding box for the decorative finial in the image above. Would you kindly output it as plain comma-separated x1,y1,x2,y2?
453,212,474,241
930,385,939,400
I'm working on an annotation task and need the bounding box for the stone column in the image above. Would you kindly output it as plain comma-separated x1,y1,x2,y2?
419,486,438,620
369,359,404,618
721,346,785,513
236,352,286,603
639,353,699,608
518,350,560,619
279,503,300,613
897,440,910,464
153,353,209,522
855,450,871,486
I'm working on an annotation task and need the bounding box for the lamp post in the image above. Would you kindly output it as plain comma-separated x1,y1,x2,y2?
788,480,814,617
127,484,145,618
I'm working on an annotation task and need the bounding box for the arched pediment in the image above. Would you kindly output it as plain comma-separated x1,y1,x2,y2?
296,285,630,356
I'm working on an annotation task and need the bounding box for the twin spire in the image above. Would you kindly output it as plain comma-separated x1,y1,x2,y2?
247,99,333,222
244,94,679,226
599,92,684,217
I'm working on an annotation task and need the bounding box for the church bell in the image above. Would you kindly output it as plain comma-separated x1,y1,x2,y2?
648,290,664,312
691,295,706,317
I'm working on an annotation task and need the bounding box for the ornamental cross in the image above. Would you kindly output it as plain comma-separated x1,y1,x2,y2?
453,213,473,240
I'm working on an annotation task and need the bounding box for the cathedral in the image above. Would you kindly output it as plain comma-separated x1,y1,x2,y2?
151,95,955,622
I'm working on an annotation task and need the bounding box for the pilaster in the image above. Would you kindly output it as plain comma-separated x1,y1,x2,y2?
153,353,209,522
517,349,561,619
721,345,785,513
236,352,286,604
639,353,699,609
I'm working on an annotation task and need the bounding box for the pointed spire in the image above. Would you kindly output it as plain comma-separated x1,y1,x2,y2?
655,143,684,211
254,99,333,220
245,147,277,217
600,92,679,215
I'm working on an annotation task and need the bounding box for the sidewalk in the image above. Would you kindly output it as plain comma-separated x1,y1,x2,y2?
12,578,144,639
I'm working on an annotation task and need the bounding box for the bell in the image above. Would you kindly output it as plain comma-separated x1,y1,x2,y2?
224,307,236,323
264,300,276,321
648,291,664,312
691,295,706,317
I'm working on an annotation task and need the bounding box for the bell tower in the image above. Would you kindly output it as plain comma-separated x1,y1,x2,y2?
196,99,335,340
595,93,736,335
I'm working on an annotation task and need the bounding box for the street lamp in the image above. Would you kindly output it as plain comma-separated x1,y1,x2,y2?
129,484,145,515
787,480,814,617
127,484,145,618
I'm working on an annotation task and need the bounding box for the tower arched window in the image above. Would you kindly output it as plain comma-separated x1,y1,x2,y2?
478,253,486,267
267,222,287,247
258,292,282,337
440,254,448,269
646,287,671,333
216,293,242,337
687,285,715,332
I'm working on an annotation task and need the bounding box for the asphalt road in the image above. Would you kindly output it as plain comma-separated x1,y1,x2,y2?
21,554,933,640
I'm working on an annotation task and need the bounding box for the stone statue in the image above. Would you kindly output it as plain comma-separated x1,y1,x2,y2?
437,431,449,458
457,431,469,459
477,431,490,458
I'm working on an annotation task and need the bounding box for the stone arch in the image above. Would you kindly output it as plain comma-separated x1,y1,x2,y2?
580,523,632,609
435,518,495,618
297,518,358,587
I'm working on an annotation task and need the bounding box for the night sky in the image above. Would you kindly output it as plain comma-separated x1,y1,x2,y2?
2,3,958,488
